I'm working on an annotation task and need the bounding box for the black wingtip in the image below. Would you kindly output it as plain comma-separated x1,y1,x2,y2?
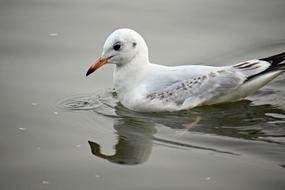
260,52,285,72
260,52,285,65
245,52,285,82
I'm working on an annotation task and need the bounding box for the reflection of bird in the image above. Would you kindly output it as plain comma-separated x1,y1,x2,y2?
86,28,285,112
89,119,155,165
88,115,239,166
110,100,285,141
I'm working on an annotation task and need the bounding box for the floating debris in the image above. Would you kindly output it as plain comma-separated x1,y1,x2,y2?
42,180,49,185
205,177,211,181
18,128,27,131
53,111,59,115
75,144,81,148
31,102,37,106
48,33,58,37
95,174,101,178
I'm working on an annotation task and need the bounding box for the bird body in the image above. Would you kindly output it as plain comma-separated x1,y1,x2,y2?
86,29,285,112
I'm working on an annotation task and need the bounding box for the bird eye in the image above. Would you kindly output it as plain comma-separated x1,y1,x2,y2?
113,43,121,51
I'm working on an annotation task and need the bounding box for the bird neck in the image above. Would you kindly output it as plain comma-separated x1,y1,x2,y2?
113,57,149,97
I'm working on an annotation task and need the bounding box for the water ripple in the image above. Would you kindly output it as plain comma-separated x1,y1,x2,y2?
57,88,285,145
57,89,118,111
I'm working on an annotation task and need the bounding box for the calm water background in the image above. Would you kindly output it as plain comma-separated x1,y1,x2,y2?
0,0,285,189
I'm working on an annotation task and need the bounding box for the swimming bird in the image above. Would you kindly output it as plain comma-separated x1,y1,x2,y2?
86,28,285,112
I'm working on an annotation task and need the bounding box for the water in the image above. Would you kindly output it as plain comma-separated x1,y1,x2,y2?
0,0,285,189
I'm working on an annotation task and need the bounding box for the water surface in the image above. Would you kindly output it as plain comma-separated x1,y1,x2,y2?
0,0,285,189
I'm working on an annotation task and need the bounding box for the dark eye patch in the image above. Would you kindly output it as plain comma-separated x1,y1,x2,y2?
113,42,121,51
132,42,137,47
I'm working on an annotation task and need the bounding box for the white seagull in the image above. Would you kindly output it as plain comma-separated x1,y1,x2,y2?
86,28,285,112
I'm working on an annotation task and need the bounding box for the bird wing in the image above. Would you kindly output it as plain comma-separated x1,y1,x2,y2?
231,55,285,82
146,68,246,106
146,53,285,108
231,59,271,80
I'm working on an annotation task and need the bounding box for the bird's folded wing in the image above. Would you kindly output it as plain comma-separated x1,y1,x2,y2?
146,69,246,105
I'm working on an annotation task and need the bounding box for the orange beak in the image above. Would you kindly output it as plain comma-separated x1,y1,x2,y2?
86,56,113,76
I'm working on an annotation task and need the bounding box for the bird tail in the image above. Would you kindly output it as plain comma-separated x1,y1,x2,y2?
236,52,285,98
244,52,285,81
260,52,285,72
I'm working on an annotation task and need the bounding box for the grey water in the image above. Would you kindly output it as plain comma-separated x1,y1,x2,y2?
0,0,285,189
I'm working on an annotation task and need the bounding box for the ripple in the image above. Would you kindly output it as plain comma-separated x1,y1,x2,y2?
57,88,118,111
57,89,285,144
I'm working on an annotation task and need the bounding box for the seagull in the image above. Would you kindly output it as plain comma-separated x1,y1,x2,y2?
86,28,285,112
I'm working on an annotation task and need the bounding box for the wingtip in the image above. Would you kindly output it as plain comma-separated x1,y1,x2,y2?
260,52,285,65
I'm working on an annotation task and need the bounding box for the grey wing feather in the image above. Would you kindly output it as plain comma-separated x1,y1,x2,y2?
147,53,285,107
146,69,246,105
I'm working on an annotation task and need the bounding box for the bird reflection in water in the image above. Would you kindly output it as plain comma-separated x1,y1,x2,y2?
89,119,156,165
68,93,285,165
